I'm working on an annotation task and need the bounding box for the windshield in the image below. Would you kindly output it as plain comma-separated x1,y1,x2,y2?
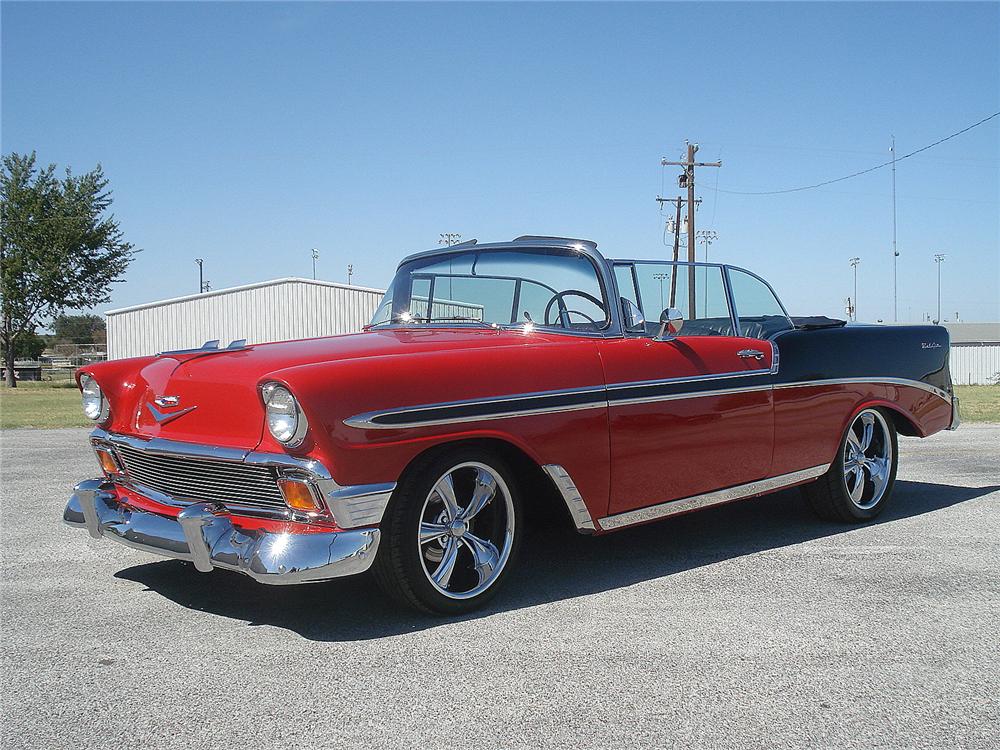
370,248,610,332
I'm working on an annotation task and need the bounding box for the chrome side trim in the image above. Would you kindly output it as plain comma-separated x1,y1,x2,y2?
774,377,951,402
345,372,770,430
541,464,596,533
609,383,773,408
347,375,946,430
344,384,608,430
596,464,830,531
605,368,768,393
63,480,381,584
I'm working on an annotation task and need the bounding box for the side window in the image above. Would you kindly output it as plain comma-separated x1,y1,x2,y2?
614,264,639,306
728,269,793,339
632,263,733,337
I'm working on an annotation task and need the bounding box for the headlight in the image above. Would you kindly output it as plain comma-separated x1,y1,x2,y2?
80,374,109,422
261,382,308,447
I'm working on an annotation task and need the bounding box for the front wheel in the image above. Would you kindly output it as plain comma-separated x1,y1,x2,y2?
373,449,521,614
803,407,898,522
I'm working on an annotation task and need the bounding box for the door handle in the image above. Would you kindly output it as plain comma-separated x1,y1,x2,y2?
738,349,765,360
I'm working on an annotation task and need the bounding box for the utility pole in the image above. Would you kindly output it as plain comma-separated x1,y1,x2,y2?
347,264,354,285
195,258,204,294
662,142,721,313
849,257,861,321
655,196,701,309
933,253,946,324
891,136,899,322
311,248,319,280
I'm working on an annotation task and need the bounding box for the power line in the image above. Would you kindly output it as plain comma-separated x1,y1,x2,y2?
712,111,1000,196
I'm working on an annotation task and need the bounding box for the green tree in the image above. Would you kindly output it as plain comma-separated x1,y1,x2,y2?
52,313,106,345
0,327,46,361
0,152,136,387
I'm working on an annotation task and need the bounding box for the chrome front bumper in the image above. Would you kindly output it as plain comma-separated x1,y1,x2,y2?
63,479,380,584
948,395,961,430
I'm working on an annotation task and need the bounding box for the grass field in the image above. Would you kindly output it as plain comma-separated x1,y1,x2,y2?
0,380,91,429
954,385,1000,424
1,380,998,429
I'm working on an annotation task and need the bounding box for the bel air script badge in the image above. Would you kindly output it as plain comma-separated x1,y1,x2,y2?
146,396,197,424
921,342,942,349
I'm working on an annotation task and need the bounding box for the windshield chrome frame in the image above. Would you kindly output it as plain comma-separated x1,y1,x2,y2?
371,241,624,337
369,240,791,341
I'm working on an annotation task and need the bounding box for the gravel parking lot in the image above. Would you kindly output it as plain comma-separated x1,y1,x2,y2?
2,426,998,749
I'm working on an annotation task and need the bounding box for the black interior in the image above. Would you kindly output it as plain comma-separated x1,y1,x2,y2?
640,315,793,340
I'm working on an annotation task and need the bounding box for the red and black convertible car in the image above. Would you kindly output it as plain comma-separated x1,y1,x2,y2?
65,236,959,613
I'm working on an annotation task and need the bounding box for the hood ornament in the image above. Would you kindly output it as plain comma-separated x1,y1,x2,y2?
147,396,197,425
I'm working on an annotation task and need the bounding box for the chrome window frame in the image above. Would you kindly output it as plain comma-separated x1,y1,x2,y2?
372,238,792,342
609,259,741,338
377,240,625,337
723,265,794,338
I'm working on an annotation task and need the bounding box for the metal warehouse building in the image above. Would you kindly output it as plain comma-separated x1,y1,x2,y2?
944,322,1000,385
106,278,384,360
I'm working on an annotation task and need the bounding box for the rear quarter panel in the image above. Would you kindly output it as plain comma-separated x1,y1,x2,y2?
770,324,953,475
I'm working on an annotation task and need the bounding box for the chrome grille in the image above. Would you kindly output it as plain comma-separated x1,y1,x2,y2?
114,443,287,509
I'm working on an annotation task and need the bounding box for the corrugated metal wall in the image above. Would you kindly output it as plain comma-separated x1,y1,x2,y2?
950,344,1000,385
106,279,384,359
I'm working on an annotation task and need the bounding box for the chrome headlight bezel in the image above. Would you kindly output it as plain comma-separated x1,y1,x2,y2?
260,382,308,448
80,373,110,423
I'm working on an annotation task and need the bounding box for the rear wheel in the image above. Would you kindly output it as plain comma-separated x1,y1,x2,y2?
373,449,521,614
803,407,898,522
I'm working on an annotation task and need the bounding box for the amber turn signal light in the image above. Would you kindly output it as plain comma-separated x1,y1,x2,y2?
278,477,323,513
94,446,122,477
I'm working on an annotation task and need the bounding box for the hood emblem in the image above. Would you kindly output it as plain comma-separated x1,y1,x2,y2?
146,397,197,425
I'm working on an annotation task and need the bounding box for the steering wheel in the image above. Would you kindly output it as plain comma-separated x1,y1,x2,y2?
543,290,606,328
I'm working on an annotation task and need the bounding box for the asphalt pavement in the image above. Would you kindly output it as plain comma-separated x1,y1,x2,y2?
2,425,998,749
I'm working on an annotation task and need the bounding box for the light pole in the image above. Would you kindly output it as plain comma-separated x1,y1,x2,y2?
652,272,669,311
311,248,319,280
696,231,718,317
696,230,718,262
933,253,946,324
195,258,204,294
849,257,860,321
439,233,461,298
347,264,354,285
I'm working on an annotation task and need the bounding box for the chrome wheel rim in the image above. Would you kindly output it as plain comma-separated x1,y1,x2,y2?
418,462,515,600
843,409,893,510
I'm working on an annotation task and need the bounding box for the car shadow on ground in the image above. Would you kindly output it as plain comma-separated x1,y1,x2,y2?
114,479,998,641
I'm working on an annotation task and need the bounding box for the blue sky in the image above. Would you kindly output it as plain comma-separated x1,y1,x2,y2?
3,1,998,322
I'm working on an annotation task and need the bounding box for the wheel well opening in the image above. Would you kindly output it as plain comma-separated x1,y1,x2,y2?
881,407,921,437
400,438,572,530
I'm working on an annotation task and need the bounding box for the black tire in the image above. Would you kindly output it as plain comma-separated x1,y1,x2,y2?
803,407,899,523
373,447,523,615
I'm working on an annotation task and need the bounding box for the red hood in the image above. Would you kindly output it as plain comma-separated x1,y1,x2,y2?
94,328,564,450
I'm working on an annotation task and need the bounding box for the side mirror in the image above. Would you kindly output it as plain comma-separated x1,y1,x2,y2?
656,308,684,340
621,298,646,333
